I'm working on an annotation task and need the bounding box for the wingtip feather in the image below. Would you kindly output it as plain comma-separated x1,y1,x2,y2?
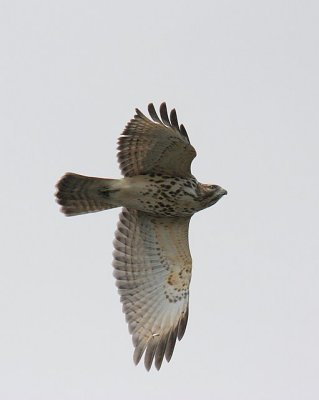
159,102,170,126
148,103,161,123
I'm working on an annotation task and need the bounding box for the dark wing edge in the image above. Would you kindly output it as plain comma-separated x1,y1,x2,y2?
136,102,191,144
132,305,189,371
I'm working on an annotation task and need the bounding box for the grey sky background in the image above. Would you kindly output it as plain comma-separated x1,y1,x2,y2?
1,1,319,399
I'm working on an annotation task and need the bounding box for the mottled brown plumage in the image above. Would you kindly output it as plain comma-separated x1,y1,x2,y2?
56,103,227,370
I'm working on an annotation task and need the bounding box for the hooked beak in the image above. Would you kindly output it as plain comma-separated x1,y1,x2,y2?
210,185,227,197
220,188,227,196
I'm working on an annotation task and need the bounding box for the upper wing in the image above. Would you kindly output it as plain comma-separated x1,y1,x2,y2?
117,103,197,178
113,208,192,370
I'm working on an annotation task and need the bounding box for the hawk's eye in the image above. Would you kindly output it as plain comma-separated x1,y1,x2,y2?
210,185,218,190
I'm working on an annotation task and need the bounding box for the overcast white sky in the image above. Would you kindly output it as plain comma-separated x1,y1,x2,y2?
1,1,319,399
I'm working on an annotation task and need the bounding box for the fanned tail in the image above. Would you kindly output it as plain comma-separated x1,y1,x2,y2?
56,173,120,216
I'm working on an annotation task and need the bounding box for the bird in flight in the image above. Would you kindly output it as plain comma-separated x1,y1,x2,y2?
56,103,227,370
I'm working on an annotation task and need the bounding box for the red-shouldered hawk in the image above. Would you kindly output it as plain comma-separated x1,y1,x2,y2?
56,103,227,370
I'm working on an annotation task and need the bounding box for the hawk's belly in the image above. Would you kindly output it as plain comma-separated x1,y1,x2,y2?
116,175,202,217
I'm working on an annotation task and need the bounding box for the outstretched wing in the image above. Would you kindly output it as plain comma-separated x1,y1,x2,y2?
113,208,192,370
117,103,197,178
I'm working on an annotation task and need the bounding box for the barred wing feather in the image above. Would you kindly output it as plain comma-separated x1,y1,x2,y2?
113,208,192,370
117,103,196,178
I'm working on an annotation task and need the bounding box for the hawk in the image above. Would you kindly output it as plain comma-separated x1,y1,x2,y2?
56,103,227,370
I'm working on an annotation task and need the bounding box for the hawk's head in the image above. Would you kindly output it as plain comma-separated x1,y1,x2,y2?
200,184,227,209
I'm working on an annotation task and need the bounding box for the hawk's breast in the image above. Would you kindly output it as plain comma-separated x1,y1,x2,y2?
115,175,201,217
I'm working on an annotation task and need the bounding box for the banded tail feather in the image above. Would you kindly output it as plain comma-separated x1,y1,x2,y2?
56,173,120,216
